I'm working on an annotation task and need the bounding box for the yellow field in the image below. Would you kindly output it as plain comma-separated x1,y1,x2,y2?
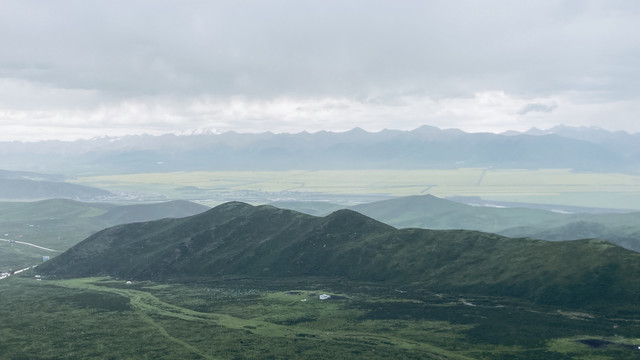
72,168,640,210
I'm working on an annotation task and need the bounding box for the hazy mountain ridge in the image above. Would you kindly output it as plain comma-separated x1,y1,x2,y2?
1,125,637,174
519,125,640,159
348,195,640,252
96,200,210,224
0,170,113,200
0,198,209,238
38,202,640,309
274,195,640,252
0,199,210,270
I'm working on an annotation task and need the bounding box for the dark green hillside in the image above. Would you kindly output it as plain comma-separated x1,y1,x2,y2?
39,202,640,310
38,203,393,280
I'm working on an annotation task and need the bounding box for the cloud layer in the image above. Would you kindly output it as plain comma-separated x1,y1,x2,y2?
1,0,638,140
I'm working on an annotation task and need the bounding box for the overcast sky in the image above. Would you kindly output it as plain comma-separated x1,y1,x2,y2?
1,0,638,141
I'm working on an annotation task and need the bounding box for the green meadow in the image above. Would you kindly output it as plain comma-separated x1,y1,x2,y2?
72,169,640,209
2,275,639,359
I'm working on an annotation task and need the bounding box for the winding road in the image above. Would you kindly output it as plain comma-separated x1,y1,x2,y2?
0,238,59,281
0,238,59,252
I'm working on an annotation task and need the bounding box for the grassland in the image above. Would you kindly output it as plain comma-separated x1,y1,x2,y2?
70,169,640,210
2,275,639,359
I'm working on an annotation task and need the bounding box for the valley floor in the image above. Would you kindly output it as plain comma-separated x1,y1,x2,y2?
71,169,640,210
2,275,640,359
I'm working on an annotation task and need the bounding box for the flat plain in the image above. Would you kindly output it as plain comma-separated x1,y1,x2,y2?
72,168,640,209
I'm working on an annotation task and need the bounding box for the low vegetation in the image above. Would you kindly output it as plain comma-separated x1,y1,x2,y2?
1,275,639,359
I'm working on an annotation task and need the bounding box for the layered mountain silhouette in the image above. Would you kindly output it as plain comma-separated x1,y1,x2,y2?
0,169,112,200
0,178,112,201
96,200,210,224
1,125,638,174
0,199,210,267
39,202,640,309
348,195,640,251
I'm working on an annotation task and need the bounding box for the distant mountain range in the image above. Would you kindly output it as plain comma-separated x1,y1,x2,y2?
505,125,640,159
39,202,640,310
1,125,638,174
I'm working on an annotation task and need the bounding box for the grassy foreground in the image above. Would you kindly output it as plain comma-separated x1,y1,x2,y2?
2,275,639,359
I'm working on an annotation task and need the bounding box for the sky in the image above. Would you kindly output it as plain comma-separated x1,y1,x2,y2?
0,0,639,141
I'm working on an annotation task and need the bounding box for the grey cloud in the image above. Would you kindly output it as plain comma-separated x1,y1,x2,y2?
0,0,639,103
518,102,559,115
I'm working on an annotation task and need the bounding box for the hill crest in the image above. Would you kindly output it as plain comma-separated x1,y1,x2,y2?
37,202,640,309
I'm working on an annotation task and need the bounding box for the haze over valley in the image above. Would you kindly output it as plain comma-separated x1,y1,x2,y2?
2,125,640,358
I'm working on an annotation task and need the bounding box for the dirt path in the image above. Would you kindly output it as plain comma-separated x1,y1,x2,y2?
0,238,59,252
53,277,475,360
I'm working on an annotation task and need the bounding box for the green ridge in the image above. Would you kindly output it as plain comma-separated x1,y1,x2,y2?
38,202,640,311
